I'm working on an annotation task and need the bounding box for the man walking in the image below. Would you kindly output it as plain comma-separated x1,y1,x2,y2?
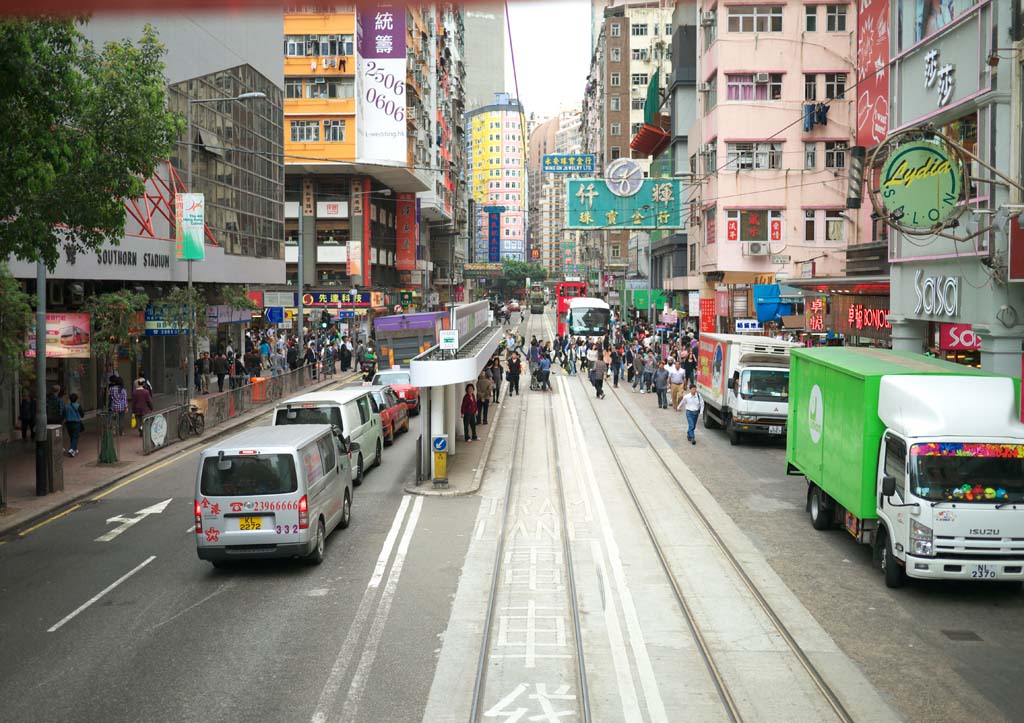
653,361,669,409
666,358,686,410
591,355,607,399
507,353,522,396
678,384,704,445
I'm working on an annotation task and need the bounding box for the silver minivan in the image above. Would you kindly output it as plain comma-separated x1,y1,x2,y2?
195,424,354,567
272,390,383,483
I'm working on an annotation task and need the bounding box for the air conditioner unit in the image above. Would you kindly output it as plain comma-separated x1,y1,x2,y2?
697,82,711,92
754,73,771,84
745,241,770,256
701,11,716,26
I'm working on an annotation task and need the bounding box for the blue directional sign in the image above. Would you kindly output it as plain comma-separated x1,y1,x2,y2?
264,306,284,324
432,436,448,453
543,154,596,173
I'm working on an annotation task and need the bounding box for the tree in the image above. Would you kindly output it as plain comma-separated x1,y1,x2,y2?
497,258,548,296
0,18,184,269
83,289,149,383
0,263,33,387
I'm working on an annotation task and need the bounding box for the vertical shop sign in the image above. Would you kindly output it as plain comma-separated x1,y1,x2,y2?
175,193,205,261
362,176,372,286
856,0,890,146
488,212,501,263
396,192,416,271
348,178,363,277
805,296,826,332
699,297,716,334
356,3,407,164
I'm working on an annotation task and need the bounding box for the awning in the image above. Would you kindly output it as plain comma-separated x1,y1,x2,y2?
198,128,225,158
752,284,794,323
629,123,671,158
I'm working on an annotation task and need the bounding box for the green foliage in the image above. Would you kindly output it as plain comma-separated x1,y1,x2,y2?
159,285,208,341
0,18,184,269
218,285,258,311
0,263,33,385
83,289,149,375
496,258,548,295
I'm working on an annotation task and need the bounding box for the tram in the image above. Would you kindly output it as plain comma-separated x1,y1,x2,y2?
555,280,587,336
565,297,613,338
528,284,545,314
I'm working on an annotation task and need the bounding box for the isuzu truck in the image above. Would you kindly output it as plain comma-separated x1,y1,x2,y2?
787,348,1024,588
696,332,798,444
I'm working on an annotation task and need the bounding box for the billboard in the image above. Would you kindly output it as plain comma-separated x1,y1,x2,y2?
542,154,596,173
396,192,417,271
356,4,407,165
27,313,91,358
566,179,685,230
175,192,205,261
856,0,889,147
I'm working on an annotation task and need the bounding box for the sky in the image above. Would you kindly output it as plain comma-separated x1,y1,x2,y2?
503,0,592,122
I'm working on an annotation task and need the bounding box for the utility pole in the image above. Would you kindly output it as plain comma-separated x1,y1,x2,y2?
297,208,304,342
35,261,48,496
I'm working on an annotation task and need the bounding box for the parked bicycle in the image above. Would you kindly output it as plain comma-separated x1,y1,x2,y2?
178,404,206,440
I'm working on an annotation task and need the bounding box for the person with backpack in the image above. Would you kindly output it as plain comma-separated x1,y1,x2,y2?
678,384,705,445
46,385,65,427
64,393,84,456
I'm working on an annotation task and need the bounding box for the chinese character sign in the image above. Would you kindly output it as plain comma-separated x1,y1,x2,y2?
699,297,716,334
175,193,205,261
832,295,891,340
356,4,407,164
349,178,363,278
566,179,684,230
856,0,890,146
488,212,501,263
396,192,416,271
805,296,826,332
542,154,596,173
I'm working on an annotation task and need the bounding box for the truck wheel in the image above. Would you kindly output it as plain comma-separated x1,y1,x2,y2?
809,486,832,530
879,529,906,589
727,421,742,446
703,406,717,429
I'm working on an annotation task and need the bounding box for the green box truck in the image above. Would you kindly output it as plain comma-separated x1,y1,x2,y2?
787,347,1024,588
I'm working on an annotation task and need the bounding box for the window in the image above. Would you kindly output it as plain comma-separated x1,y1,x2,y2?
805,210,816,241
705,73,718,110
610,47,621,62
631,122,643,137
665,24,673,35
323,119,346,142
826,5,848,32
610,122,621,136
705,207,716,244
825,210,846,241
825,73,846,99
632,97,646,110
824,141,847,168
356,396,370,424
804,142,817,169
610,72,621,87
632,73,650,86
804,74,817,101
704,13,717,49
884,434,906,500
704,144,717,173
727,5,783,33
631,23,648,36
610,146,621,160
290,120,319,142
285,78,303,98
610,245,621,258
805,6,817,32
631,48,650,61
610,96,621,111
726,142,782,170
726,73,782,101
726,209,782,241
284,35,306,56
609,22,621,37
304,77,355,99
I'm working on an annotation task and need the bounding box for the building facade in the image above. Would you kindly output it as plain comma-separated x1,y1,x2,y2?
527,107,583,276
467,93,528,262
463,3,506,112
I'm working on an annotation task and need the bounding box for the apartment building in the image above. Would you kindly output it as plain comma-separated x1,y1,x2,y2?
527,106,583,276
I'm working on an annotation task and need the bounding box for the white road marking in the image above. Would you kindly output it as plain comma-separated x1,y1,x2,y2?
149,581,234,632
558,379,668,723
94,498,173,542
47,556,156,632
310,495,415,723
339,495,423,722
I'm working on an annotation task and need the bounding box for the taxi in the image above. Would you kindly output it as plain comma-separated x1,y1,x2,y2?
366,384,409,445
371,366,421,416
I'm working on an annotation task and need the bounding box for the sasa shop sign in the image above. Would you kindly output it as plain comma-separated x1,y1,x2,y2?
913,269,959,317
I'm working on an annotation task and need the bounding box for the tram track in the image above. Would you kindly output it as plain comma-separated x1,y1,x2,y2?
568,357,854,723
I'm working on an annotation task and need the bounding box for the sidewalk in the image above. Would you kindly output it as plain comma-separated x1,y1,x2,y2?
0,370,357,537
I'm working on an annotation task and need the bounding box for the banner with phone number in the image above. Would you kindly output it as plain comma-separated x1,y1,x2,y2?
356,3,407,165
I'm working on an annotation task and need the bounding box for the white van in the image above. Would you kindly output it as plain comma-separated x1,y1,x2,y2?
194,424,354,567
272,389,383,484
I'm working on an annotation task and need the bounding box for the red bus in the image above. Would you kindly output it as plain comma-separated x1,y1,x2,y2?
555,281,587,336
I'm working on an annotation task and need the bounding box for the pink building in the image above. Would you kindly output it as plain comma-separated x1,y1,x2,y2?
689,2,858,305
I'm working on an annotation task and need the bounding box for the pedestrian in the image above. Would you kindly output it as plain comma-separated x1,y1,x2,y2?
213,351,229,392
642,353,656,393
654,361,669,409
46,384,65,427
666,358,686,410
60,392,83,456
488,358,502,404
610,345,622,388
683,348,698,387
631,347,644,391
131,379,154,436
507,353,522,396
476,372,492,425
591,355,607,399
304,344,317,380
678,384,704,444
461,383,479,442
108,376,128,436
340,337,353,371
538,353,552,391
136,371,154,394
19,390,35,441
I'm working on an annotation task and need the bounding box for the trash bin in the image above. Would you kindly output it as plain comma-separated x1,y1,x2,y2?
46,424,64,492
250,377,268,402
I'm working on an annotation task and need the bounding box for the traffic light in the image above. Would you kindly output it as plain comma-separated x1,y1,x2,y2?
320,310,329,328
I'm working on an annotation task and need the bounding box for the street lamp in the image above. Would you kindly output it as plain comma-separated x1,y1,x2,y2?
184,91,266,390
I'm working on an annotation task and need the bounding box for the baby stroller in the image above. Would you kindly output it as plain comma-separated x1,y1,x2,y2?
529,366,542,391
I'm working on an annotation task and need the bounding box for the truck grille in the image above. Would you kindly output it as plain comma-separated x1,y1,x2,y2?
934,535,1024,560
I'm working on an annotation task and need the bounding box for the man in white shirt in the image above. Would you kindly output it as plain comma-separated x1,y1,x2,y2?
665,358,687,410
678,384,704,445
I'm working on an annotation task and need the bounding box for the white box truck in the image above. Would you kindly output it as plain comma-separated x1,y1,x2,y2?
695,332,798,445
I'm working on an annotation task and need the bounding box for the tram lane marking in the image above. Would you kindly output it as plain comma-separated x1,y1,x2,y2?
47,555,156,632
557,376,667,723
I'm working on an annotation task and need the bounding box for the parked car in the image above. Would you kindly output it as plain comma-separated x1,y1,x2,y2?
367,384,409,445
371,367,421,416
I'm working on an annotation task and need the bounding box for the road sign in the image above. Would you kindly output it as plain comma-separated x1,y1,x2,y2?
432,435,448,482
439,329,459,351
264,306,284,324
432,436,448,453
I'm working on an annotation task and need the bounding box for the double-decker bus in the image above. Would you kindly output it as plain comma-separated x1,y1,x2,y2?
555,280,587,336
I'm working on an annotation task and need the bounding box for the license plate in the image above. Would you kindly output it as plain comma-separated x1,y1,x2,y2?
239,516,263,531
769,425,783,435
969,564,997,579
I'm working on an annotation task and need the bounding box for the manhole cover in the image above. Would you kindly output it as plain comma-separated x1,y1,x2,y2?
942,630,982,642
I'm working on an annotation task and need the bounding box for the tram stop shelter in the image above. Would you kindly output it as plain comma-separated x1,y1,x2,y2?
410,300,503,480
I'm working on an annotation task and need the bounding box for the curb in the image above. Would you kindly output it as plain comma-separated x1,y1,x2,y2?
0,372,359,538
403,380,507,498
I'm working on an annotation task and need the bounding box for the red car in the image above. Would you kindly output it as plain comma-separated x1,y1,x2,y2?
371,367,421,415
368,385,409,445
